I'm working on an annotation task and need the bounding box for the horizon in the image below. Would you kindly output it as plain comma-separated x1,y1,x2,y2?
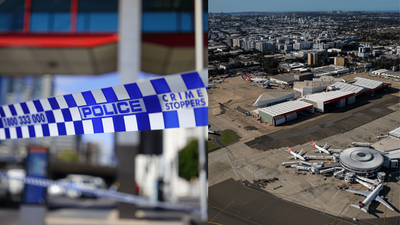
209,10,399,14
209,0,400,14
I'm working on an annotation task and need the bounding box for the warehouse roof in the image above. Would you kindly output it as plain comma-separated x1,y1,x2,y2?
385,150,400,160
258,100,313,117
253,92,294,107
270,73,296,82
353,77,389,90
313,76,343,82
372,136,400,152
389,127,400,139
331,82,366,94
302,91,354,103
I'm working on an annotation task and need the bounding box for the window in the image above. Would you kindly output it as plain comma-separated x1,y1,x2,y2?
30,0,71,32
0,0,24,32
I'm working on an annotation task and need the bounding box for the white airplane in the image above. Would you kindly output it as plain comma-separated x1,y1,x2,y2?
286,146,306,161
311,140,330,154
262,80,270,87
352,142,373,147
247,77,269,83
346,183,394,213
243,74,252,81
212,78,225,83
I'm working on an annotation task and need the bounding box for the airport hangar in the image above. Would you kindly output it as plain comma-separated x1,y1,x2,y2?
250,77,392,125
293,77,391,98
256,101,314,126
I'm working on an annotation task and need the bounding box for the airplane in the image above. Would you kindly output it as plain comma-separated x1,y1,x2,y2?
244,74,252,81
247,76,269,83
346,183,394,213
352,142,373,147
311,140,331,154
208,84,216,88
212,78,225,83
262,80,270,86
286,145,306,161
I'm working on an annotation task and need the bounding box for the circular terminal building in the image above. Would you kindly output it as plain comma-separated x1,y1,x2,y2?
339,147,384,175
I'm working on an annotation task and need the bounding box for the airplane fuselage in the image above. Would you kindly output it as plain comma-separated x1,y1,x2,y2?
362,184,383,207
287,146,306,161
313,140,330,154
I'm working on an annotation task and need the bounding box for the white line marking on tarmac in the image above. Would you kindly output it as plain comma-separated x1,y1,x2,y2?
332,190,340,199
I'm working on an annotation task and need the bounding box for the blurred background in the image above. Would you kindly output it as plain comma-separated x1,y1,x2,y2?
0,0,208,224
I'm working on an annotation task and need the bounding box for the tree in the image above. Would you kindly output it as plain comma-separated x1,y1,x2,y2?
179,139,202,181
58,150,79,162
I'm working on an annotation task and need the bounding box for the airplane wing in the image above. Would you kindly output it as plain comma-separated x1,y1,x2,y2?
286,156,295,158
345,189,371,197
374,196,395,211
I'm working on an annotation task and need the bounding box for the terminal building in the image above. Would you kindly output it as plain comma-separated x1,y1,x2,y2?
311,65,350,77
293,80,336,96
371,127,400,169
339,147,385,175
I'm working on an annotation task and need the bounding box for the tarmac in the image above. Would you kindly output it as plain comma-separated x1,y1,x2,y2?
209,178,400,225
0,207,191,225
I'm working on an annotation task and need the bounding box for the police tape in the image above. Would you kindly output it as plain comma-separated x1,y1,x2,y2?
0,70,208,140
0,172,199,213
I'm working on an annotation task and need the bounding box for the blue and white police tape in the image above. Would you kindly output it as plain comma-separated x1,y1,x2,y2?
0,172,198,213
0,70,208,140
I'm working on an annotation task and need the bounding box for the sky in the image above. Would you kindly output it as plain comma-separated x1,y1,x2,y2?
209,0,400,13
54,71,161,165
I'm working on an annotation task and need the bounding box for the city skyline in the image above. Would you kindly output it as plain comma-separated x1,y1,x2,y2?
209,0,399,13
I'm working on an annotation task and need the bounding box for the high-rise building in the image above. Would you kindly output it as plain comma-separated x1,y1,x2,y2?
0,75,79,157
334,57,346,67
358,44,373,58
308,53,318,65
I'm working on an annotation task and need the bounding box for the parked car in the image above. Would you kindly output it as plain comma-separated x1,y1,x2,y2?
48,174,107,199
0,175,9,202
6,169,25,201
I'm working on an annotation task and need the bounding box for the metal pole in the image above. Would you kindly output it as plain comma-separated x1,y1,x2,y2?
116,0,142,218
195,0,207,221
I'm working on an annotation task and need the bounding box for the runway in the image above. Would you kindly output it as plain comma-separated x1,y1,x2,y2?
209,179,399,225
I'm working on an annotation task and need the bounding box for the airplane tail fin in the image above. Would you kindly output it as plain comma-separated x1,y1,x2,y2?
350,204,367,213
287,145,291,152
350,204,359,209
350,202,368,213
312,139,316,147
223,78,225,82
